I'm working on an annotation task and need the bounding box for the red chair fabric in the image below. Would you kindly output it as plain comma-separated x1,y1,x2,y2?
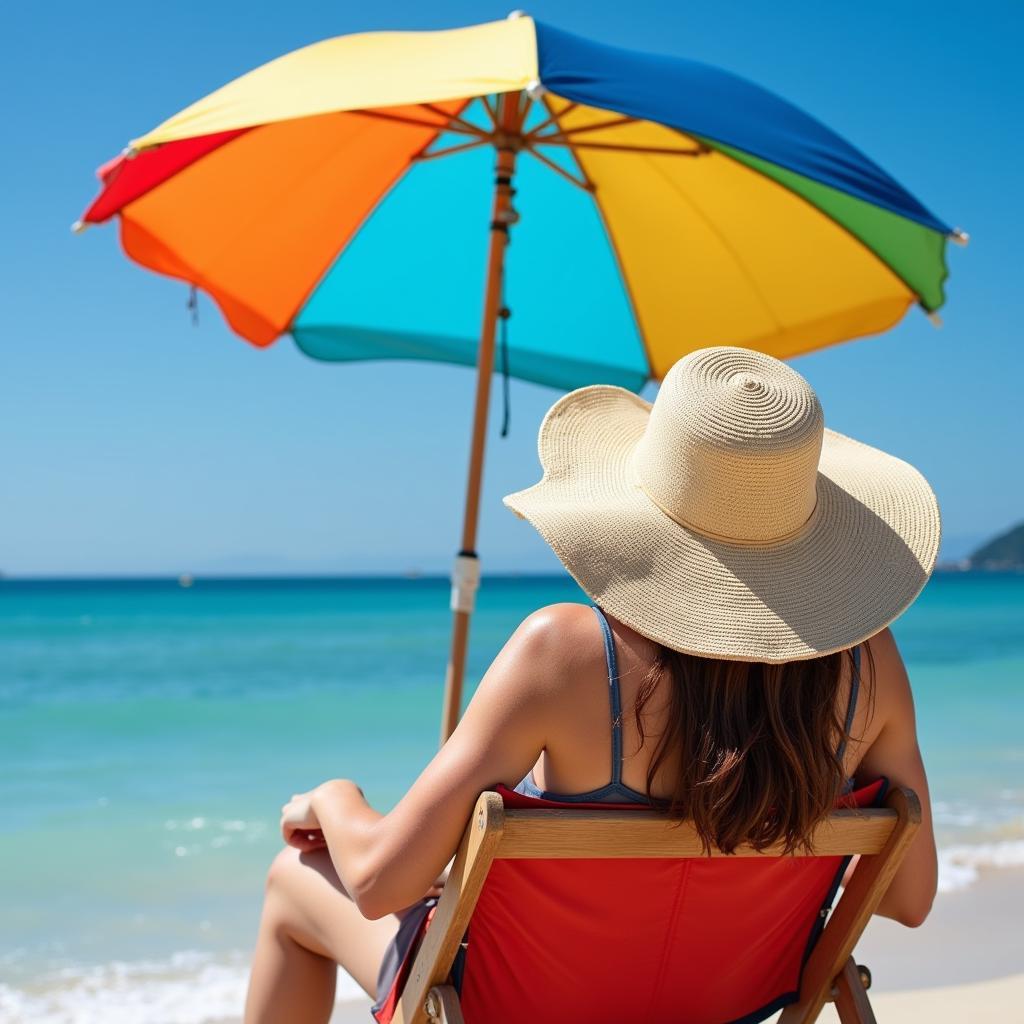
376,778,886,1024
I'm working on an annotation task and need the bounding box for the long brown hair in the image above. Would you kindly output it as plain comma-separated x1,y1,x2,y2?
634,645,871,854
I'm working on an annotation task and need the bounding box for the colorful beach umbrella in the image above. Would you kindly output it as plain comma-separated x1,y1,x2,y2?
78,14,962,743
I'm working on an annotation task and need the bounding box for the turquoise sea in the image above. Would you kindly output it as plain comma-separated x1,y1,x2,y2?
2,573,1023,1022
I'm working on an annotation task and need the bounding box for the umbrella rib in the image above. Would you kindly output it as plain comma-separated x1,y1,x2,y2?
534,137,708,157
527,103,577,138
415,138,489,161
523,144,595,192
518,92,534,127
419,103,489,137
528,115,636,141
351,108,485,138
480,95,499,128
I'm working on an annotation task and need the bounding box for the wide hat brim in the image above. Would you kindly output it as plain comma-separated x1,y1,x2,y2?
504,385,940,663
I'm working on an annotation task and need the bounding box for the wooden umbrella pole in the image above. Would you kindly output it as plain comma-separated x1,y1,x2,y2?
439,92,522,746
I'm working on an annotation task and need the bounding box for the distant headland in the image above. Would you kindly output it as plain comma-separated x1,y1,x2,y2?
954,521,1024,572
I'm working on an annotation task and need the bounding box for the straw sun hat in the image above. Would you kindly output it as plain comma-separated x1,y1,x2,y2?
504,347,940,663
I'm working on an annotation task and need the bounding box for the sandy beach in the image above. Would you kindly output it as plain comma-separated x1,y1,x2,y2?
316,867,1024,1024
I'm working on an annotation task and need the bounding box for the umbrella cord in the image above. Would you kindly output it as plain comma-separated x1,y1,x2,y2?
499,298,511,438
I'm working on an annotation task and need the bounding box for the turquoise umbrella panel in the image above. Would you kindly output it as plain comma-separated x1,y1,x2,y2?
292,100,649,392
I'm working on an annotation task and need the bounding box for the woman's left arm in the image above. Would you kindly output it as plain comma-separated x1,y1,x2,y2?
301,606,576,919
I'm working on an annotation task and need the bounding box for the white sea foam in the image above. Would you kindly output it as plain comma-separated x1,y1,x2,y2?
0,950,365,1024
932,803,982,828
937,839,1024,892
159,817,269,856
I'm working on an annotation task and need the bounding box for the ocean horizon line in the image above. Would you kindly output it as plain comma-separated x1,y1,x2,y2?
0,571,567,585
2,566,1021,586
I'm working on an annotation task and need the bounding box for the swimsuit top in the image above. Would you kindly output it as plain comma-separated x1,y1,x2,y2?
515,605,860,804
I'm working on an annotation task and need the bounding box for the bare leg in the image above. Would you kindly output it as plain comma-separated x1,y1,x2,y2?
245,845,402,1024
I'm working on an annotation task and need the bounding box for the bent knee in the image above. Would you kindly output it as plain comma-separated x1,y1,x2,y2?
266,844,303,891
266,844,338,896
896,900,933,929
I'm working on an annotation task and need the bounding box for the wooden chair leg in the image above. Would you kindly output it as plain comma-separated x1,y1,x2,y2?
392,793,505,1024
779,787,921,1023
425,985,464,1024
833,958,876,1024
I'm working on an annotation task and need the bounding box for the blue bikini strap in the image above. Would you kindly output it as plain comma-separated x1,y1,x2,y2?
591,605,624,784
589,612,861,775
838,645,861,760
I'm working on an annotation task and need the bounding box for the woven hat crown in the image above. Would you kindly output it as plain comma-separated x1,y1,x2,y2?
632,348,824,545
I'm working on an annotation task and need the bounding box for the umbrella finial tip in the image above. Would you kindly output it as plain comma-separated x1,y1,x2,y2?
927,311,943,328
71,220,87,234
951,228,969,247
507,9,528,19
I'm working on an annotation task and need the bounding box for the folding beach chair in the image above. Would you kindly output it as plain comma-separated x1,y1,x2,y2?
375,780,920,1024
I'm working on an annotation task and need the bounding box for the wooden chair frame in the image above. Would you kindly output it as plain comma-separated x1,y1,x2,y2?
391,787,921,1024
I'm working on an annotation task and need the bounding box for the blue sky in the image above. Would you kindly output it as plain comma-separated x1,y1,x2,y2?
2,1,1020,576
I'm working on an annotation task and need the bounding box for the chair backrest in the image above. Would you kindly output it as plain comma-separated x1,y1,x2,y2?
392,780,920,1024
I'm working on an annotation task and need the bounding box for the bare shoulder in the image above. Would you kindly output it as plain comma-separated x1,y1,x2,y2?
863,627,915,723
513,602,604,657
505,602,607,692
864,626,900,669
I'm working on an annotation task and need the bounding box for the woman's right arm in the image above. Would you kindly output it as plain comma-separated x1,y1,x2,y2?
853,628,937,927
307,604,587,919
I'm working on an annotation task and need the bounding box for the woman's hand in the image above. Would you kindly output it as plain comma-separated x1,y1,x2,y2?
280,789,326,852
